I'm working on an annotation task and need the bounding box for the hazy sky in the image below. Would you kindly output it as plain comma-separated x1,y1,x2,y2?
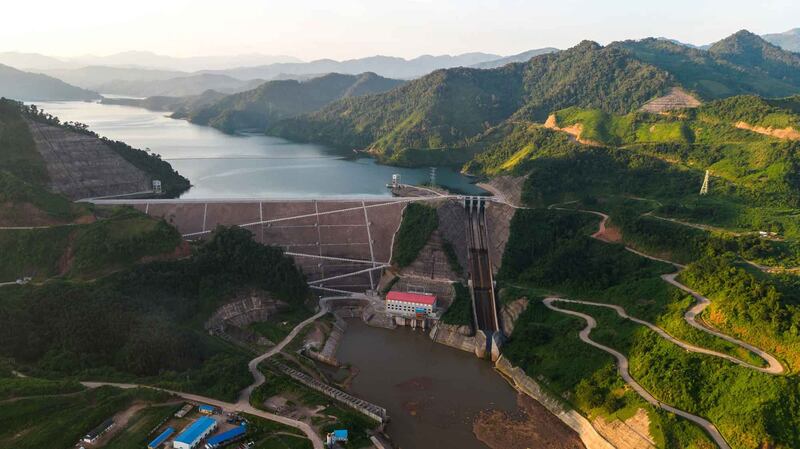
4,0,799,60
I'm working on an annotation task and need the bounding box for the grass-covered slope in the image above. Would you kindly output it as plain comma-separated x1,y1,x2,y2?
538,97,800,208
185,72,404,134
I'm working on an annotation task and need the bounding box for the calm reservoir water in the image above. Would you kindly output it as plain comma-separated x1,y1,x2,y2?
336,321,519,449
30,101,485,198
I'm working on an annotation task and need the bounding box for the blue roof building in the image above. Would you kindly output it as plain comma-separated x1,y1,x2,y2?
174,416,217,449
148,427,175,449
327,429,349,446
205,425,247,448
333,429,348,441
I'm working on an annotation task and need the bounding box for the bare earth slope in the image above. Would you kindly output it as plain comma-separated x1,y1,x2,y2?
26,119,151,200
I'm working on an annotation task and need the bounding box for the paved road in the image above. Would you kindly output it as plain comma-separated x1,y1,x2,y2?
546,297,780,373
662,273,784,374
542,298,732,449
573,208,784,374
235,299,343,406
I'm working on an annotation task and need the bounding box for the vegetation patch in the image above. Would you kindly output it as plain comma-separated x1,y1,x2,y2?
0,226,308,401
0,386,170,449
391,203,438,267
440,283,472,325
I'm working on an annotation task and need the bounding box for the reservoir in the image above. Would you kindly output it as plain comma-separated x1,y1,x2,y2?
29,101,485,198
335,320,519,449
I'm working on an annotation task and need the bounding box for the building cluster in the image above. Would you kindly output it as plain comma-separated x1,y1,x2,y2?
83,402,249,449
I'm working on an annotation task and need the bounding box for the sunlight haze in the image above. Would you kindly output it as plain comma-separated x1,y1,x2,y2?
4,0,799,59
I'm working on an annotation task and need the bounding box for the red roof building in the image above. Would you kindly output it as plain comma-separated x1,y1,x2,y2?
386,291,437,305
386,291,437,317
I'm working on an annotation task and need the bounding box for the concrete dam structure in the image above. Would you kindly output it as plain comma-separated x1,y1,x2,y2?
114,198,412,294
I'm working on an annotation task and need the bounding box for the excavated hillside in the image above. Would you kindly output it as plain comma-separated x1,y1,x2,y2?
26,119,151,200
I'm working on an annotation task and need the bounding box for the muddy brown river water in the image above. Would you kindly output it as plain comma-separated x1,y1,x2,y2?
335,320,519,449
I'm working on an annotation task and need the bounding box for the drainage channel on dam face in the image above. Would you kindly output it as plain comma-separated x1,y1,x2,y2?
330,319,518,449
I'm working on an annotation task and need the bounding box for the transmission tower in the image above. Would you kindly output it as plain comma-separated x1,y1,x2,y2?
429,167,437,186
700,170,710,195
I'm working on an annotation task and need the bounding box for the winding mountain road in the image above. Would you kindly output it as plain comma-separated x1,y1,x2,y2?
542,298,732,449
236,296,352,405
521,201,788,448
586,209,784,374
83,296,361,449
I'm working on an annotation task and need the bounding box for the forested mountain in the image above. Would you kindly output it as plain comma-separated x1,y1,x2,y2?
614,31,800,99
183,72,404,133
269,31,800,166
0,64,100,101
762,28,800,53
270,41,675,164
101,90,227,114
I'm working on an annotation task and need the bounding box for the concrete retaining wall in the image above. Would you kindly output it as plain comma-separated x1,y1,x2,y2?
494,356,614,449
430,323,477,353
307,317,347,366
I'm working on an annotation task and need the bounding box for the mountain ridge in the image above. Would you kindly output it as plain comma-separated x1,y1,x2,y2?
182,72,404,133
0,64,100,101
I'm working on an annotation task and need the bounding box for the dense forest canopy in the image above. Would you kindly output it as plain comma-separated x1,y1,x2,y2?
0,226,307,394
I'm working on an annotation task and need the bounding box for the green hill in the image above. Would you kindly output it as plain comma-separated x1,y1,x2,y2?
473,95,800,208
183,72,404,134
267,31,800,167
613,32,800,99
271,41,674,165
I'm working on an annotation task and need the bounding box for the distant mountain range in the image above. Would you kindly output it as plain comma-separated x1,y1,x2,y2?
0,63,99,101
0,51,302,72
268,30,800,166
202,52,506,80
94,73,264,97
470,48,559,69
22,52,533,97
178,72,404,133
762,28,800,53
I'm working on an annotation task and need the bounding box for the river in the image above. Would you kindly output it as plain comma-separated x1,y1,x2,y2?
29,101,485,198
335,321,519,449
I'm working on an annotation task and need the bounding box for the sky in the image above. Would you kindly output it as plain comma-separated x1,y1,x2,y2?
3,0,799,60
